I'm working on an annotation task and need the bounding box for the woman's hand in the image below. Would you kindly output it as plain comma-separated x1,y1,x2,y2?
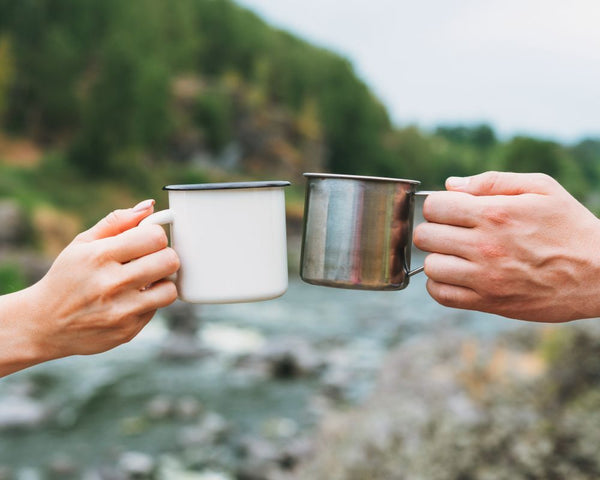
0,200,180,376
413,172,600,322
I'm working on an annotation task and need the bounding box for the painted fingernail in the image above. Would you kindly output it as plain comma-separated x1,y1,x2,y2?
133,199,155,212
446,176,469,189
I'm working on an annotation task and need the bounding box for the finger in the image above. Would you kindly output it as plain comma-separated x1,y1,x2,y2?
423,253,478,288
75,199,155,243
122,247,180,289
100,224,169,264
426,278,482,310
134,279,178,315
414,222,478,259
422,191,479,227
445,171,560,196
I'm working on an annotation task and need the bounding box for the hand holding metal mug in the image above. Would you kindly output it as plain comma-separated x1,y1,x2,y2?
300,173,432,291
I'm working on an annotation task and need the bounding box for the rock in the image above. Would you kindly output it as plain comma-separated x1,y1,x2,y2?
175,396,203,420
236,436,279,480
178,412,230,447
0,200,27,246
163,301,201,334
319,366,354,401
0,395,49,430
0,466,12,480
0,249,51,284
261,418,298,440
117,452,156,479
159,333,211,361
157,455,233,480
279,437,314,471
145,395,174,420
261,337,323,379
47,454,78,478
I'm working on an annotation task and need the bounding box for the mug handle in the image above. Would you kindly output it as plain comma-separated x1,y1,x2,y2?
138,209,177,282
407,191,437,277
139,209,175,227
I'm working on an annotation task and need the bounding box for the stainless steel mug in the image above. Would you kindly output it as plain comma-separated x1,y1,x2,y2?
300,173,428,291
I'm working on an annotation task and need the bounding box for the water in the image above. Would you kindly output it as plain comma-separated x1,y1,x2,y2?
0,258,524,471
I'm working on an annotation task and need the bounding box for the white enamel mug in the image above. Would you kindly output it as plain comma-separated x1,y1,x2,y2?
140,181,291,304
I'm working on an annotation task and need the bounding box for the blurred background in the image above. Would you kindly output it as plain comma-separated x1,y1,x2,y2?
1,0,600,478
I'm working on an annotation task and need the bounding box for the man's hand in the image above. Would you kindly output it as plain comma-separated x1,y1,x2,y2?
413,172,600,322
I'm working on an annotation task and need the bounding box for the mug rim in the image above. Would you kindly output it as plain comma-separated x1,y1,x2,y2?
163,181,291,191
303,172,420,185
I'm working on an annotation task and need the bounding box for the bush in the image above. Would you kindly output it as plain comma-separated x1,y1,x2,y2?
0,262,26,295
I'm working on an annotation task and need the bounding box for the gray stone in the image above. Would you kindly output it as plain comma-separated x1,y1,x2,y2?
0,200,27,246
262,337,323,379
178,412,230,447
117,452,156,479
0,396,49,430
145,395,174,420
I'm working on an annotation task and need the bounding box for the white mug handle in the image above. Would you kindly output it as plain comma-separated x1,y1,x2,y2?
138,209,177,282
139,209,175,227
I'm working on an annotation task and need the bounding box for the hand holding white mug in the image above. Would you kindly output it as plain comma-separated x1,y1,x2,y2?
0,200,180,377
413,171,600,322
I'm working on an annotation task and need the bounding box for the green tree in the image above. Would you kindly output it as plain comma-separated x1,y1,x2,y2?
500,136,587,197
0,35,14,120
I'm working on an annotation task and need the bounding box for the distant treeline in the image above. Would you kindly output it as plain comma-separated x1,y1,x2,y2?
0,0,599,198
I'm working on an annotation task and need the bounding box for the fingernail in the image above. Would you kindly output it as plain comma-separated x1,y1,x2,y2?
446,176,470,189
133,199,155,212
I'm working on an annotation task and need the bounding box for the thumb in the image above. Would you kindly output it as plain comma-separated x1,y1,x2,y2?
445,171,558,196
75,199,155,243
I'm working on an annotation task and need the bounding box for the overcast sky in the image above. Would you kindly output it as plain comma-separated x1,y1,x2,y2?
235,0,600,143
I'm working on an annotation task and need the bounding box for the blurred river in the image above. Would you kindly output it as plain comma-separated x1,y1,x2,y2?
0,252,525,474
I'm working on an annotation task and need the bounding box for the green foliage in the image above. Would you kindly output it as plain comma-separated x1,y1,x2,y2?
0,262,26,295
195,87,234,152
0,0,598,204
435,124,497,149
0,35,14,120
498,136,587,197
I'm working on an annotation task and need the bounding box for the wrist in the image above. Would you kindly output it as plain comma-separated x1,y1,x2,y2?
0,285,48,377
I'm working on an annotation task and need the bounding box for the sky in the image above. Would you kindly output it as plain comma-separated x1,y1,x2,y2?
235,0,600,143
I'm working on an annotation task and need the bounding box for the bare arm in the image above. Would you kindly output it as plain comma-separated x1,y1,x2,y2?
0,200,180,377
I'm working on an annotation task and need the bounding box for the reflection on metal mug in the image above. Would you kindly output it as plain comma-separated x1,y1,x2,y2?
140,181,290,304
300,173,431,291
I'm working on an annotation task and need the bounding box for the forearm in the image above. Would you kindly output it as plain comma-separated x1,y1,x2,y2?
0,285,46,378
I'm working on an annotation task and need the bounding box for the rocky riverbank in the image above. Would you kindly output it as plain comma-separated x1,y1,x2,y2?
291,322,600,480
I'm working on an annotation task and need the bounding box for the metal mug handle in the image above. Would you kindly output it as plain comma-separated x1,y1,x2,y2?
407,190,436,277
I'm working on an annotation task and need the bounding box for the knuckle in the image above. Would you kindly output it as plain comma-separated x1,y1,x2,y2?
532,172,556,188
423,254,436,276
429,281,460,308
97,270,126,295
105,210,124,228
481,205,511,226
164,248,180,272
480,272,508,298
478,171,501,191
106,303,130,326
477,241,507,260
91,245,113,266
413,224,426,249
421,197,436,221
165,281,178,303
146,225,168,249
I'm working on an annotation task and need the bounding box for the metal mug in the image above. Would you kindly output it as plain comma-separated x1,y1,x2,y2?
300,173,429,291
